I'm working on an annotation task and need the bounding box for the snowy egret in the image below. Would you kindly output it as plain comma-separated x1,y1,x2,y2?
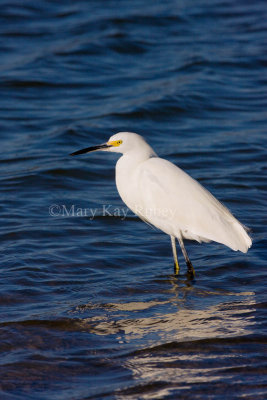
70,132,252,277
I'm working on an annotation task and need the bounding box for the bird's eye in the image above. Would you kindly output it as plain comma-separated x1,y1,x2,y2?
117,140,122,145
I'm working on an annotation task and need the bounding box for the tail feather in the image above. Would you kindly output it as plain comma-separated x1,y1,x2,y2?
230,221,252,253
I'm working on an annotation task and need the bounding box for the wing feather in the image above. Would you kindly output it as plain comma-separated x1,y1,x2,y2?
136,157,251,252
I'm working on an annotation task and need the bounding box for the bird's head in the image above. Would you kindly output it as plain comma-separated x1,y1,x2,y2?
70,132,155,157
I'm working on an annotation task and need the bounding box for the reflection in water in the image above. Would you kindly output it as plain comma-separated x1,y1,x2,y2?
116,295,258,399
72,290,257,397
73,290,256,344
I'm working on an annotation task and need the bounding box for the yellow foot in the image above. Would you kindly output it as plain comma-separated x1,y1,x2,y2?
174,261,180,275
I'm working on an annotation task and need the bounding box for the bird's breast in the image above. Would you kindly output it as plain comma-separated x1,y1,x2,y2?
115,155,144,213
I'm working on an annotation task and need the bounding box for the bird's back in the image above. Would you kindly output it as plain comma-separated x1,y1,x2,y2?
133,157,252,253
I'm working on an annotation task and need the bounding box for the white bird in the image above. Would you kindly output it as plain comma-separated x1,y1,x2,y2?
71,132,252,277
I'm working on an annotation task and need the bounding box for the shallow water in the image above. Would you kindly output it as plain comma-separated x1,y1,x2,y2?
0,0,266,399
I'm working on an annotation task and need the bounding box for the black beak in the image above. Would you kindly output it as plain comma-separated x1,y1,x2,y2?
70,143,111,156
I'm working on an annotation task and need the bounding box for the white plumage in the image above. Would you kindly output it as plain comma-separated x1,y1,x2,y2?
71,131,252,277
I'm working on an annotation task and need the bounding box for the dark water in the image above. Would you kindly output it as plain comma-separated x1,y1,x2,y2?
0,0,266,398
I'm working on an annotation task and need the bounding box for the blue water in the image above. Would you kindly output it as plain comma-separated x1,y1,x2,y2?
0,0,266,399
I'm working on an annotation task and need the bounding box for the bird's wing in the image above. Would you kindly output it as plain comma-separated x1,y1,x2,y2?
136,157,251,252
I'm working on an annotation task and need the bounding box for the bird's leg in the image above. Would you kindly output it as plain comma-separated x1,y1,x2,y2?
171,235,180,275
178,236,195,278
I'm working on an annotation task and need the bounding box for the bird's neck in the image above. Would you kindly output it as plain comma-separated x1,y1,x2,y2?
115,149,156,211
117,147,157,172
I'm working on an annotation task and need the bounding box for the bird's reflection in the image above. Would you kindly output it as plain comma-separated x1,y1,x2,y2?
73,287,256,394
73,278,255,345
